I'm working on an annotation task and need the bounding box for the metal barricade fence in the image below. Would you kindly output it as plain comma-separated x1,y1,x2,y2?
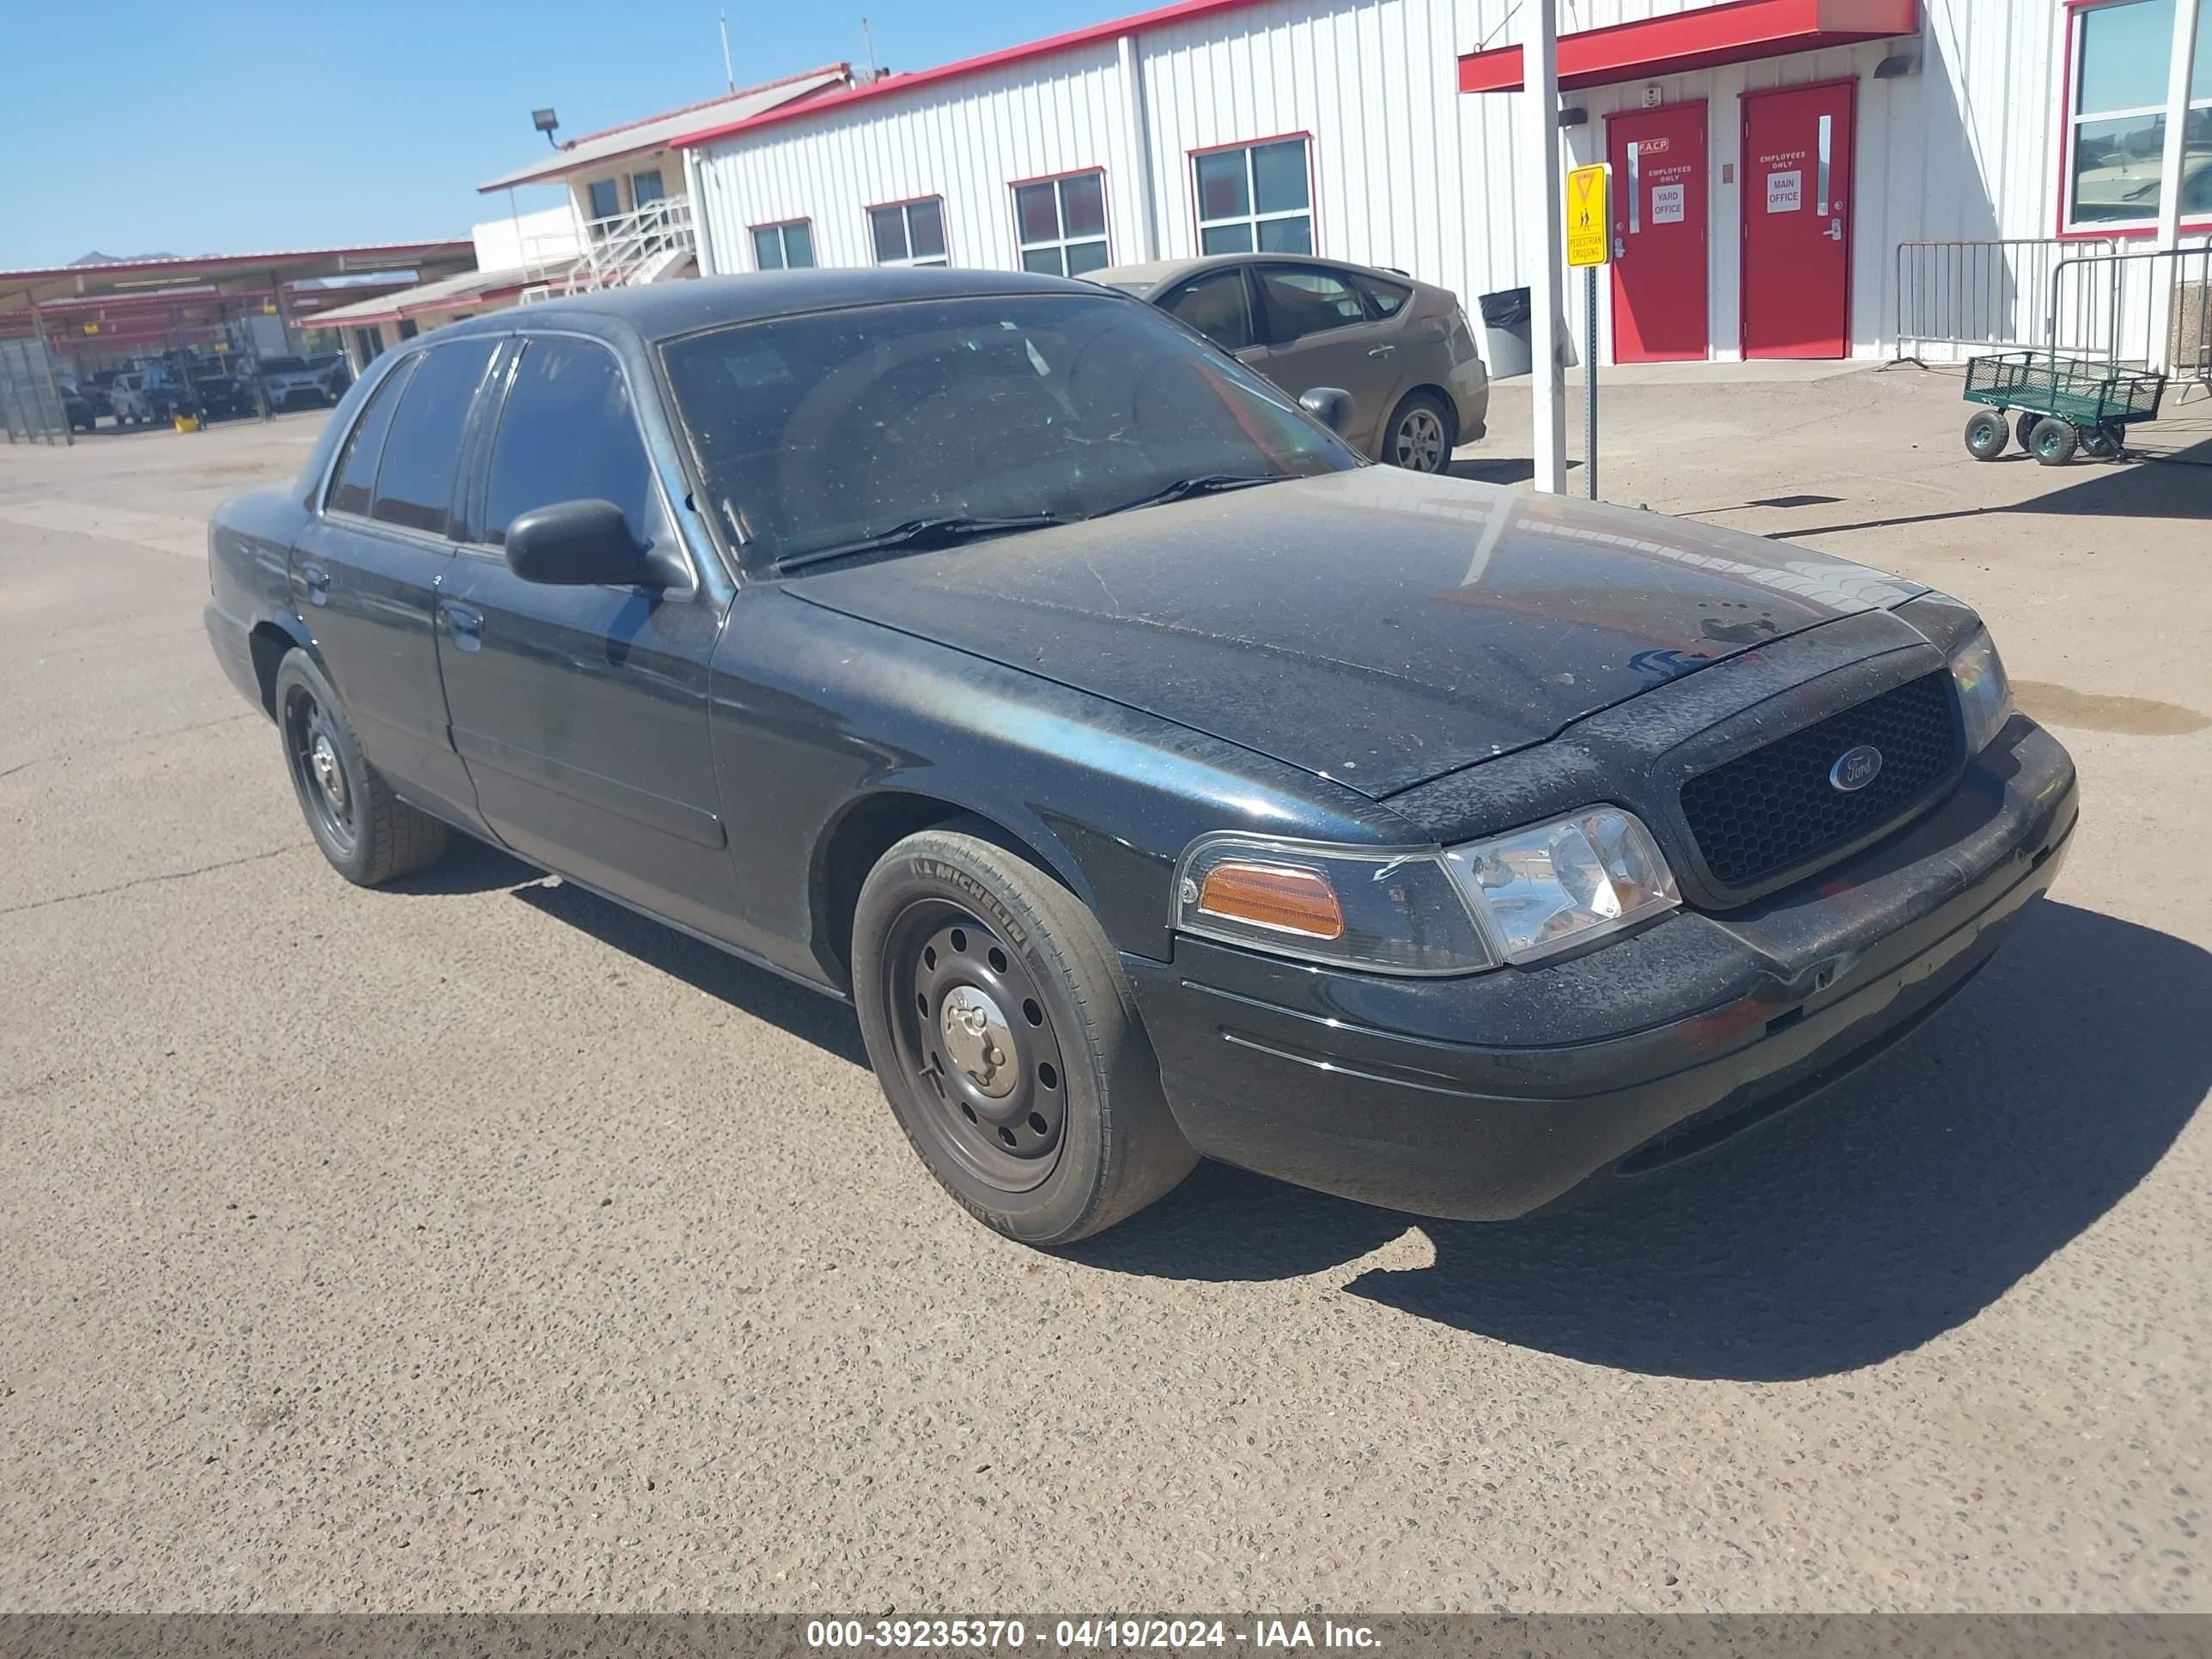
1893,238,2119,362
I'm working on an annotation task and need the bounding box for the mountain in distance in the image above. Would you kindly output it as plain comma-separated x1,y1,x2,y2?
68,250,183,266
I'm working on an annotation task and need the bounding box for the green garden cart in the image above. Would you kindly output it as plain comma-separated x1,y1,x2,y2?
1960,349,2166,465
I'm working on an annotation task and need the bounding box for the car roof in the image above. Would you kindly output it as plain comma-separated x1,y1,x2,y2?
1085,252,1431,295
436,267,1126,345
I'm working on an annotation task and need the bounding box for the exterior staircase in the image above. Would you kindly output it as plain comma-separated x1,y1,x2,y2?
522,197,696,303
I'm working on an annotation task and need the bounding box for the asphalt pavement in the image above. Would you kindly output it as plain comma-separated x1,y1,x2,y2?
2,374,2206,1613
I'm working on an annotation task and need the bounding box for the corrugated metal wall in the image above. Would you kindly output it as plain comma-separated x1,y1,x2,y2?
691,0,2070,364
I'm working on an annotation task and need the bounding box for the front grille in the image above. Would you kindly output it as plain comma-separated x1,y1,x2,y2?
1679,672,1962,891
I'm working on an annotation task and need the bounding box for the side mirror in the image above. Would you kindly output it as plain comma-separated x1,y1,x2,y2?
1299,386,1354,435
505,499,647,586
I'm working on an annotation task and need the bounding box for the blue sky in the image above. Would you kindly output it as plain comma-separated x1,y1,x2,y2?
0,0,1126,270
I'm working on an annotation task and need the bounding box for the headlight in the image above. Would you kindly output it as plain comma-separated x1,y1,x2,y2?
1175,806,1679,975
1949,627,2014,755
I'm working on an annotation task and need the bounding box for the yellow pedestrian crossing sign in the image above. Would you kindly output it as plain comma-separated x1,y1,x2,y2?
1566,162,1611,267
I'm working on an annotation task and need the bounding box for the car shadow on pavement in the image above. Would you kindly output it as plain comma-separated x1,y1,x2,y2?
1073,900,2210,1382
507,873,870,1066
383,833,544,896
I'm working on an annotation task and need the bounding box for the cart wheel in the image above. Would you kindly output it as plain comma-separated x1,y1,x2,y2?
2080,423,2123,460
1964,409,2009,461
2030,417,2079,465
2015,410,2040,453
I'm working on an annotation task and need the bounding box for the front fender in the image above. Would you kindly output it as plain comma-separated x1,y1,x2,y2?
708,588,1413,983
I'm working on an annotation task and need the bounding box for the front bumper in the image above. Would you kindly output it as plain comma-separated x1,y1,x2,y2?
1128,718,2077,1221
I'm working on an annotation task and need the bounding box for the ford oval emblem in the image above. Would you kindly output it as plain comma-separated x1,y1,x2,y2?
1829,744,1884,793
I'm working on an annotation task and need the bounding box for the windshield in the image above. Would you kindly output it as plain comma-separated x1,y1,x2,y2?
659,291,1356,573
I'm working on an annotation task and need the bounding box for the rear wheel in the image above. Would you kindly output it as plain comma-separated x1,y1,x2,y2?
1963,409,2009,460
273,649,448,886
2080,422,2124,459
1383,390,1455,473
2014,410,2039,453
851,825,1196,1245
2030,416,2079,465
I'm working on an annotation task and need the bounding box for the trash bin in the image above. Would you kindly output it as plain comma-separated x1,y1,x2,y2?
1477,287,1576,379
1480,288,1533,380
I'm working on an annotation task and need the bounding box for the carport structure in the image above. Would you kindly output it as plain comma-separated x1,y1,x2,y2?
0,240,475,385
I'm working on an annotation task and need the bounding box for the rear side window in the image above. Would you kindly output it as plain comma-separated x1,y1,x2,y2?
482,338,654,546
1357,276,1412,318
325,357,416,517
1160,268,1255,352
368,340,497,536
1254,266,1366,343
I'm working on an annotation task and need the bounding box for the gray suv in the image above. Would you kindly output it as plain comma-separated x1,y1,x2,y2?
1091,252,1487,472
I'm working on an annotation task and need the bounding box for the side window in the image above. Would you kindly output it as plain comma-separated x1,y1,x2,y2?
325,356,416,516
1357,275,1412,318
482,338,654,547
1161,269,1255,352
1254,266,1367,344
368,340,497,537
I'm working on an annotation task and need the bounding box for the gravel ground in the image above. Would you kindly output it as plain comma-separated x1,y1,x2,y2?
0,373,2206,1614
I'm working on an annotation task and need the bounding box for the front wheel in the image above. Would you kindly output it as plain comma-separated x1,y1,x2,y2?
851,825,1196,1245
1383,390,1455,473
273,649,448,885
1964,408,2009,460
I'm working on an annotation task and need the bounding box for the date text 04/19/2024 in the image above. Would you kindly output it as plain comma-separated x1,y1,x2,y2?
804,1618,1382,1649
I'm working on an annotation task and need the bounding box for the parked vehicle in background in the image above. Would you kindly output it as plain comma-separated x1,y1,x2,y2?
60,381,97,434
311,353,353,401
256,356,335,411
79,374,116,419
1090,252,1487,473
108,368,180,427
181,357,254,422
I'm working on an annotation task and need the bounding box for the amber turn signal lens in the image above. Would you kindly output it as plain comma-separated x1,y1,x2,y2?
1195,861,1345,939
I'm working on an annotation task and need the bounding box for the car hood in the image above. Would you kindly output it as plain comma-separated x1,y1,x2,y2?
785,467,1924,799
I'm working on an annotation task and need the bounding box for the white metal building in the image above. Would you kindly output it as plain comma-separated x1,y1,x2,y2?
678,0,2210,369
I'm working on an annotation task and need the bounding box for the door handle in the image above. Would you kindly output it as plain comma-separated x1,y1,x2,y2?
1826,217,1844,242
298,561,331,605
1367,344,1396,357
1614,236,1626,259
437,601,483,652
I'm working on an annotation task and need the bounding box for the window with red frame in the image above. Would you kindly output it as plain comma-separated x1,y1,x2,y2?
1193,138,1312,255
2065,0,2211,229
1014,173,1109,276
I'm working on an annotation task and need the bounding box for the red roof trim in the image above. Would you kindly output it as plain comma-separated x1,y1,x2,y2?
672,0,1273,152
1456,0,1917,94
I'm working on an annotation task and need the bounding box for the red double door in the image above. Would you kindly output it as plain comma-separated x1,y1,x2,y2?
1606,83,1858,362
1741,81,1856,358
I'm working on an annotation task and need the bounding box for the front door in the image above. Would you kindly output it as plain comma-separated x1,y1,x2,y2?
1741,81,1855,358
1607,101,1709,362
434,334,738,939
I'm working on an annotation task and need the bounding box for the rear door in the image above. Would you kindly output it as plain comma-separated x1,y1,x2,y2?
434,332,738,936
289,340,494,823
1243,263,1402,452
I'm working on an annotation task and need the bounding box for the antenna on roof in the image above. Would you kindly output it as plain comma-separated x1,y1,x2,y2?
720,10,735,94
860,16,879,83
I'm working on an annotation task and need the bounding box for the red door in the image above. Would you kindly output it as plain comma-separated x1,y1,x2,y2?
1607,102,1708,362
1741,81,1855,358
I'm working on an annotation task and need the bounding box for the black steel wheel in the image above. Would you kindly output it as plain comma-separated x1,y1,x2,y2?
1963,409,2009,461
2031,416,2079,465
878,900,1072,1194
271,648,449,886
851,824,1196,1244
2080,422,2124,459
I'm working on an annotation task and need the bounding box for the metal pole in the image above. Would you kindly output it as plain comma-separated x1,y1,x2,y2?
1523,0,1565,494
1583,263,1597,501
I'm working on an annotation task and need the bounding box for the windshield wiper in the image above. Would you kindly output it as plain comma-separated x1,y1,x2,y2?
1087,472,1286,519
773,513,1068,574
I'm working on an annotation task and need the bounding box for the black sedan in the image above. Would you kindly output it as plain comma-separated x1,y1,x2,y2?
204,270,2076,1245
